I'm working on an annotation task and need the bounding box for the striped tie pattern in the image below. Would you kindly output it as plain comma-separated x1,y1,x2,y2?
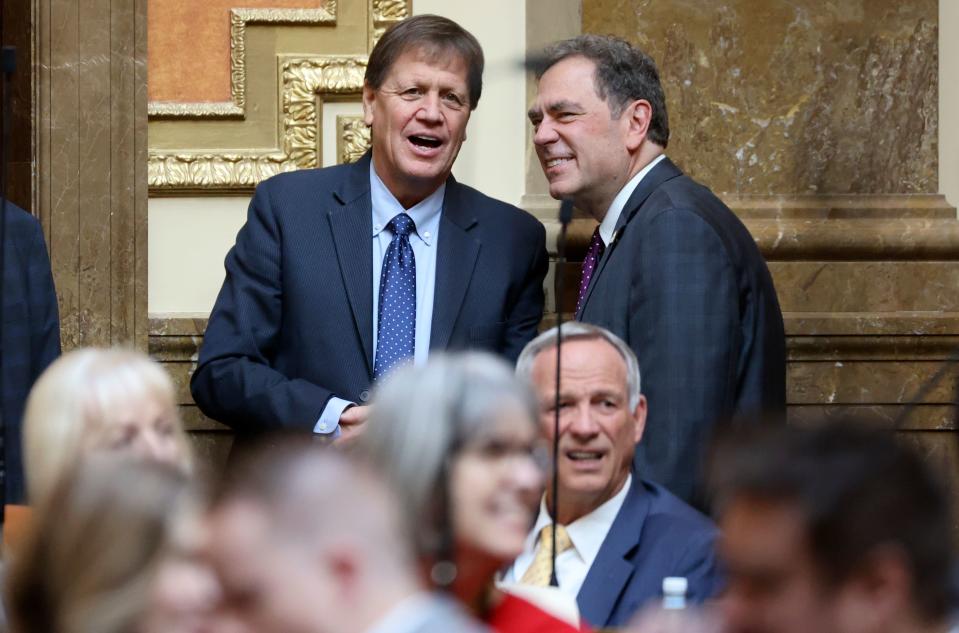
520,524,573,587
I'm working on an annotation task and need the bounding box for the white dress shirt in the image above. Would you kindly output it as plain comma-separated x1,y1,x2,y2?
598,154,666,246
504,474,633,597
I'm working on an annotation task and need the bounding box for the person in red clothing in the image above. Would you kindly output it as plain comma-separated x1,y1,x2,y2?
360,353,588,632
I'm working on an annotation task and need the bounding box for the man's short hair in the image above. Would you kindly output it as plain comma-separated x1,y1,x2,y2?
536,34,669,147
709,421,956,622
365,14,484,110
215,439,412,562
516,322,642,410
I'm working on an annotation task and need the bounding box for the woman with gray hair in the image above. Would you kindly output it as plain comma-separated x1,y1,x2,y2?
359,353,585,632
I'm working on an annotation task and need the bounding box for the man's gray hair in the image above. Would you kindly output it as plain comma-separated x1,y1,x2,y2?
516,322,642,410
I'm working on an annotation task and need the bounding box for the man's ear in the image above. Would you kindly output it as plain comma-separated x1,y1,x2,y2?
362,83,376,127
836,545,913,632
632,395,647,445
623,99,653,152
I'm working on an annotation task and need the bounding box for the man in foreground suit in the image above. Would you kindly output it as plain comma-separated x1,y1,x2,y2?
191,15,547,444
506,323,722,629
207,442,484,633
529,35,785,504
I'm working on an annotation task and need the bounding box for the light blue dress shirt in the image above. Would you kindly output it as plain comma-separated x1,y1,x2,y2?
313,164,443,435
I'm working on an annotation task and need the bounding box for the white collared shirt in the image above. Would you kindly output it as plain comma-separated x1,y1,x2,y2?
598,154,666,246
369,164,443,367
503,474,633,597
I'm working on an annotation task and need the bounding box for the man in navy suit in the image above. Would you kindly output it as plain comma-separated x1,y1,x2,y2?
191,16,547,443
1,199,60,504
507,323,722,629
529,35,785,505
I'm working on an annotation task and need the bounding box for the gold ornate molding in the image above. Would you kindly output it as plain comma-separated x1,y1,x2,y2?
337,116,371,164
148,4,338,119
370,0,410,49
149,55,367,192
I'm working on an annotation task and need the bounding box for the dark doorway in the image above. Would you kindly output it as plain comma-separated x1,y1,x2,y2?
0,0,34,214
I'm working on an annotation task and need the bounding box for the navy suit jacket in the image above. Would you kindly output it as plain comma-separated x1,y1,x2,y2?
577,475,723,629
191,154,548,435
578,157,786,504
1,201,61,504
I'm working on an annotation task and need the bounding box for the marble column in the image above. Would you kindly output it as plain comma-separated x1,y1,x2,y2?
35,0,148,350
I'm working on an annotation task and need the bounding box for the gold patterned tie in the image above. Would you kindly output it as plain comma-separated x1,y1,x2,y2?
520,524,573,587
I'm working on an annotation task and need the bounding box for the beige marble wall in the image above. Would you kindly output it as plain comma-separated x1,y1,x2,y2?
584,0,938,195
942,1,959,209
36,0,148,349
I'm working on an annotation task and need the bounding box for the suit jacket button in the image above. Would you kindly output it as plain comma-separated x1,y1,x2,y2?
359,390,371,402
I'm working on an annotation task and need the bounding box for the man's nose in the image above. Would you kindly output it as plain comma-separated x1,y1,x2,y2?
533,119,557,146
566,404,599,437
417,93,442,122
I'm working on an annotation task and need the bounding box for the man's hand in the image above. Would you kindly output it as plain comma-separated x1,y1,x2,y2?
334,405,372,446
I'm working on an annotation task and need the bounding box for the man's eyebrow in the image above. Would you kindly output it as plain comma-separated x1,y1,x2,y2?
544,99,583,114
528,99,584,121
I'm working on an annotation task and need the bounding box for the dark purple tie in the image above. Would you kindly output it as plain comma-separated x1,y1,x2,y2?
576,227,605,314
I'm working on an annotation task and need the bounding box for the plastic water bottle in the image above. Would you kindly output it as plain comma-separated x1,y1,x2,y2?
662,576,688,610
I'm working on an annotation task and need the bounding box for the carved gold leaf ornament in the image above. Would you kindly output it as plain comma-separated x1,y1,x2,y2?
147,4,338,119
337,116,372,164
149,55,367,192
372,0,408,21
370,0,410,48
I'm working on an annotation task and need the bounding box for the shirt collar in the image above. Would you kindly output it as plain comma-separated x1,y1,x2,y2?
598,154,666,245
527,473,633,567
370,163,444,247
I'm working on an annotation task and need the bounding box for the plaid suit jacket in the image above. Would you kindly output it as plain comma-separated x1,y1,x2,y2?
578,158,786,505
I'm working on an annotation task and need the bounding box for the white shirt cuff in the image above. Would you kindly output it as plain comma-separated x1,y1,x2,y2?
314,397,353,436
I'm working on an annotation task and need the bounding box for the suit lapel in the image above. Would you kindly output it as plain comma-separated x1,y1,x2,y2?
328,155,374,377
576,157,684,318
430,179,480,350
577,476,650,627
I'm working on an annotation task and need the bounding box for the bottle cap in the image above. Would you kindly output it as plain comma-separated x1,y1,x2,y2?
663,576,688,596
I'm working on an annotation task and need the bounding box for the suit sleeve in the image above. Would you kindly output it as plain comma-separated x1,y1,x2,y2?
25,219,61,379
498,220,548,363
676,528,725,603
630,209,739,502
190,184,334,434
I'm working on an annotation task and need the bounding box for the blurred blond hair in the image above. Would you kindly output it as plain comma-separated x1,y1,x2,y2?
22,347,193,504
6,456,192,633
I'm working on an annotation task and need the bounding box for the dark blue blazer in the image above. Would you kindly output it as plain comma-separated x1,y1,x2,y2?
578,157,786,504
1,201,61,504
577,475,723,629
191,154,548,435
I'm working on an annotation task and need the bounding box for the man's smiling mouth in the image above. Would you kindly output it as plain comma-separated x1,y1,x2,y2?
409,134,443,148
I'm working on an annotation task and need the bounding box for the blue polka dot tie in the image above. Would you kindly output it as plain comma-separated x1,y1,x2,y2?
374,213,416,380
